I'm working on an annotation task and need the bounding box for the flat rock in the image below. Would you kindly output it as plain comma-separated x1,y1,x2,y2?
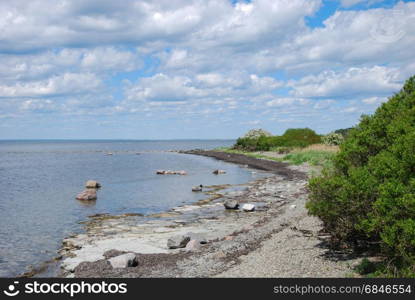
242,203,255,212
224,199,239,210
76,190,97,201
108,253,138,268
167,235,191,249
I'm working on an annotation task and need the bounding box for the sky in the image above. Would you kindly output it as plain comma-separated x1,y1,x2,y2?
0,0,414,140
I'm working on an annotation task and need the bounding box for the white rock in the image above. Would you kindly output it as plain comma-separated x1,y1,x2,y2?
242,203,255,212
185,240,201,251
108,253,137,268
290,204,297,209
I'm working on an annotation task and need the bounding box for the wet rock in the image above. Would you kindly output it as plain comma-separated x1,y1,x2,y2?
85,180,101,188
192,185,203,192
224,199,239,210
76,189,97,201
156,170,187,175
185,240,201,251
108,253,138,268
213,169,226,175
242,203,255,212
167,235,191,249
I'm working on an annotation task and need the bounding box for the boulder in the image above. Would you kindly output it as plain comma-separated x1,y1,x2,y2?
185,240,201,251
108,253,138,268
213,169,226,175
242,203,255,212
223,199,239,210
186,232,207,244
167,235,191,249
76,189,97,201
192,185,203,192
85,180,101,188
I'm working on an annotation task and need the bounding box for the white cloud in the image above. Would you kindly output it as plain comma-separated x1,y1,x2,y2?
290,66,402,98
0,73,102,98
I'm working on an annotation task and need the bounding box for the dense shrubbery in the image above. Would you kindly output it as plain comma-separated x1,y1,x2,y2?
234,128,321,151
307,76,415,276
334,127,353,138
322,132,344,146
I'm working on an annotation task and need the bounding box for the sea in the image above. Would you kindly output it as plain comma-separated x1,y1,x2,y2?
0,140,259,277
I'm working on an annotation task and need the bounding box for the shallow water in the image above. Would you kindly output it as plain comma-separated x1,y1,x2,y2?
0,140,260,277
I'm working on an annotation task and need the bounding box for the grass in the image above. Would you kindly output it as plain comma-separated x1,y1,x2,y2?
283,150,336,168
216,144,338,168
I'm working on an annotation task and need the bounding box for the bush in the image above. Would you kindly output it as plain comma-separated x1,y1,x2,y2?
307,76,415,276
243,129,272,139
234,128,321,151
322,132,344,146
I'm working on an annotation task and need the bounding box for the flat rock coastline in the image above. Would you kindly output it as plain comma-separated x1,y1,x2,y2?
57,150,360,278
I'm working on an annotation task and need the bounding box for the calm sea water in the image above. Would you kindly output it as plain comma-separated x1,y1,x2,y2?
0,140,259,277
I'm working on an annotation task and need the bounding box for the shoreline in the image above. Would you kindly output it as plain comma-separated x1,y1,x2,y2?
45,150,360,277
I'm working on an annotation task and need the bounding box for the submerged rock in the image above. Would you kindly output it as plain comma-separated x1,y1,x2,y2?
213,169,226,175
167,235,191,249
108,253,138,268
76,189,97,201
223,199,239,210
85,180,101,188
242,203,255,212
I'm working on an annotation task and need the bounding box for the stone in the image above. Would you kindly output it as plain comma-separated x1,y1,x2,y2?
224,236,234,241
156,170,187,175
223,199,239,209
242,203,255,212
85,180,101,188
108,253,138,268
167,235,191,249
186,232,207,244
192,185,203,192
185,240,201,251
213,169,226,175
76,190,97,201
289,204,297,209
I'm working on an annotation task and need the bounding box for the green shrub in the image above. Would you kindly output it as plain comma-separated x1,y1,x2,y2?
234,128,321,151
307,76,415,277
322,132,344,146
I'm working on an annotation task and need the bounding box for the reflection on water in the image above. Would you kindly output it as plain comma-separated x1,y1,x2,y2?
0,140,260,277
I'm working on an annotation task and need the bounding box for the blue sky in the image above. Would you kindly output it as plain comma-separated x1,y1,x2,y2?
0,0,414,139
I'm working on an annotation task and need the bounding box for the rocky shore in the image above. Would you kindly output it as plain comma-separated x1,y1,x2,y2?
57,150,360,278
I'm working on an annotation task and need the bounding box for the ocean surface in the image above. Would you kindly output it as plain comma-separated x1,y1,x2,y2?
0,140,260,277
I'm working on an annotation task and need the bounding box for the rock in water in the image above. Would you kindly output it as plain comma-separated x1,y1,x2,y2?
108,253,138,268
242,203,255,212
167,235,191,249
192,185,203,192
76,190,97,201
224,199,239,209
85,180,101,188
213,169,226,175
